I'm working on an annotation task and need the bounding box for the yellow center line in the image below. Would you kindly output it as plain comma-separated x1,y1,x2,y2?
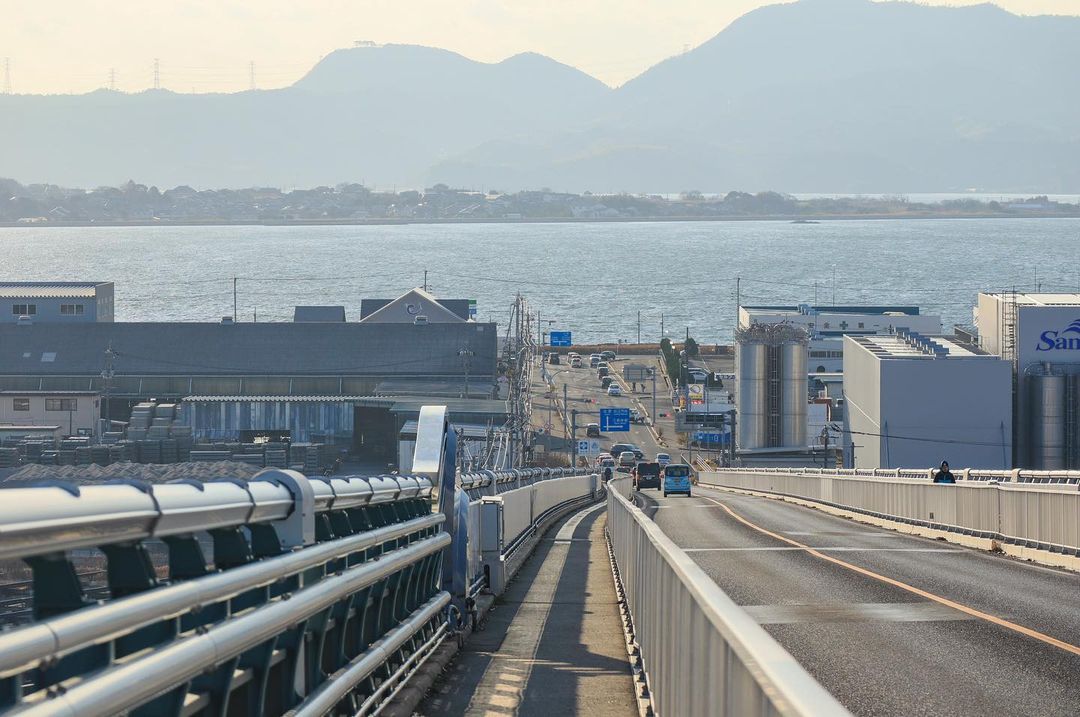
697,492,1080,657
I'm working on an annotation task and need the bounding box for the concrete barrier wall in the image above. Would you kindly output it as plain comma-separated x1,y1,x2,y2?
700,471,1080,556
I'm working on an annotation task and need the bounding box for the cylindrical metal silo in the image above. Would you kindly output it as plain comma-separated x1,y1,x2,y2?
1029,371,1065,470
780,341,808,448
736,341,767,450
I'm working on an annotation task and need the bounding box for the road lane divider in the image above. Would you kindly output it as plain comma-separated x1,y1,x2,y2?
698,492,1080,658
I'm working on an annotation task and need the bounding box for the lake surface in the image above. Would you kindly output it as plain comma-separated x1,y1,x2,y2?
3,218,1078,344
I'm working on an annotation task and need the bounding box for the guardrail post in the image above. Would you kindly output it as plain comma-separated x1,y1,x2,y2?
257,468,316,549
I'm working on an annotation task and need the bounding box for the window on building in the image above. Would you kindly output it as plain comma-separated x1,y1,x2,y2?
60,304,85,315
858,322,865,329
45,398,77,411
12,304,37,316
12,398,29,411
823,322,830,329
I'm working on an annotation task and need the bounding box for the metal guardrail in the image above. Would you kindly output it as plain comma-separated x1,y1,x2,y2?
457,467,583,499
0,469,447,716
699,470,1080,556
606,478,850,717
727,466,1080,485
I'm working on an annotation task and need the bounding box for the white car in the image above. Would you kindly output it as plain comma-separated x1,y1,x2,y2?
656,452,671,467
607,384,622,396
571,357,583,368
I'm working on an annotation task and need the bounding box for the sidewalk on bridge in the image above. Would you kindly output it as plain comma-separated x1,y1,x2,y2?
415,503,638,716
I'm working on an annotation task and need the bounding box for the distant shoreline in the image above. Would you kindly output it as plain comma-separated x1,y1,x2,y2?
3,211,1079,229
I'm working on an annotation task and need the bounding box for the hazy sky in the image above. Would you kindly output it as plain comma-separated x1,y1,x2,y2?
2,1,1077,94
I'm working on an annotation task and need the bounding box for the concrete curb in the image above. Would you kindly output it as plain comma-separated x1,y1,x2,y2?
700,482,1080,573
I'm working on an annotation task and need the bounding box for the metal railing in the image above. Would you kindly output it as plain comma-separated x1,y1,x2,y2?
699,469,1080,556
726,465,1080,484
0,469,448,716
606,478,851,717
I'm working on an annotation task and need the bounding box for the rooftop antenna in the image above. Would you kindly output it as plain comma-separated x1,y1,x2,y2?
2,57,11,94
152,58,160,90
248,60,255,90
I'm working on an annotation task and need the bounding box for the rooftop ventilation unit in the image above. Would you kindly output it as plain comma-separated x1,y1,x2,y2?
220,316,234,325
16,315,32,326
413,315,428,326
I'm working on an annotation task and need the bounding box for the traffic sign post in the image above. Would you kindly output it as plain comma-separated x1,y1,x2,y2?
600,407,631,432
550,331,572,347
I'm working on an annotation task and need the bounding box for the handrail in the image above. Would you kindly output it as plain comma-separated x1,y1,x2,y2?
607,478,850,717
716,466,1080,485
0,471,433,561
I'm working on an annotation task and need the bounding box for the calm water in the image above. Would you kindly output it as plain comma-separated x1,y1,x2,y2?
2,218,1078,343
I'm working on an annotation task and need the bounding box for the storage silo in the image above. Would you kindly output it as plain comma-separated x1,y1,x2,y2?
1028,368,1065,470
736,341,768,450
780,340,808,447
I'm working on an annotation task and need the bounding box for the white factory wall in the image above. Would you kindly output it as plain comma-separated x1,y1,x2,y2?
843,339,1012,469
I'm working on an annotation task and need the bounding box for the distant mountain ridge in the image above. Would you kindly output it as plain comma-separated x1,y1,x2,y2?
1,1,1078,192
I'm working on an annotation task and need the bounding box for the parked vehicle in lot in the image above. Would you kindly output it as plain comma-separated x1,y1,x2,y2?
618,451,637,470
601,350,616,361
655,452,671,467
662,463,692,496
607,384,622,396
600,375,614,390
597,366,610,378
586,422,601,437
590,354,602,367
548,353,560,365
633,461,662,490
571,357,583,368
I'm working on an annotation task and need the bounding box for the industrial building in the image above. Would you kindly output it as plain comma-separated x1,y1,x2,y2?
735,323,809,455
976,292,1080,468
739,304,941,372
0,390,100,437
843,331,1012,469
359,290,476,322
1,282,114,323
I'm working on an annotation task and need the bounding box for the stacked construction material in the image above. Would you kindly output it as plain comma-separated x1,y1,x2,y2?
0,448,18,468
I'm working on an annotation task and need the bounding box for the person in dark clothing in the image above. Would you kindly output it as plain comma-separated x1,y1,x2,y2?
933,460,956,484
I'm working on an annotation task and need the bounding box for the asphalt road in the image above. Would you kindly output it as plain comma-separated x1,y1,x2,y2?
634,484,1080,717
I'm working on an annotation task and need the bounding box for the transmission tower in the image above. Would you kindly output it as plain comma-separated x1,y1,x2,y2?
152,58,160,90
2,58,11,94
248,61,256,90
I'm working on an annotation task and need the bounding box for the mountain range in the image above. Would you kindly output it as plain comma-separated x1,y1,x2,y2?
2,0,1078,193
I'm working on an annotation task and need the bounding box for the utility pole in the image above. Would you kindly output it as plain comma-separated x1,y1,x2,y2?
248,60,256,91
660,313,664,342
2,57,11,94
459,348,474,398
233,277,238,321
101,343,115,439
832,265,837,304
423,269,428,292
152,58,160,90
651,369,657,429
735,276,741,343
637,310,641,345
108,68,116,91
571,409,579,468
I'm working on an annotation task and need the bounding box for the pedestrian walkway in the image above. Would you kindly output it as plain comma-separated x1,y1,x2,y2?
417,503,637,716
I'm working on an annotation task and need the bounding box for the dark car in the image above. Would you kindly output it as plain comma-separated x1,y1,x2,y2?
633,461,662,490
586,423,601,438
601,375,614,390
610,443,636,469
548,353,560,365
601,350,616,361
597,366,610,378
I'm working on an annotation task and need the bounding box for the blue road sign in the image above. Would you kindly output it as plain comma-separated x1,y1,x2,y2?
600,407,631,432
550,331,572,347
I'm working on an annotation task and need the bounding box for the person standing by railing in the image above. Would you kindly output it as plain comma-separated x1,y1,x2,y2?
933,460,956,484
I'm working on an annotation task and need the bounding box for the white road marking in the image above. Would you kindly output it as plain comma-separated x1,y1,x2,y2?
682,546,963,553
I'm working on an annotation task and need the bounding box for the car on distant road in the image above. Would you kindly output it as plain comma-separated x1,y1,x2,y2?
590,354,602,367
601,375,614,390
571,357,583,368
633,461,662,490
662,463,692,496
597,366,610,378
586,422,601,437
548,353,560,365
601,351,616,361
607,384,622,396
598,458,615,482
610,443,635,461
629,409,645,424
655,452,671,467
618,451,637,470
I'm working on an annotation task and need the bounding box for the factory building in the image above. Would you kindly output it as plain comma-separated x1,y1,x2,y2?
0,390,100,438
739,304,941,372
976,292,1080,468
1,282,114,323
843,332,1012,469
735,323,809,454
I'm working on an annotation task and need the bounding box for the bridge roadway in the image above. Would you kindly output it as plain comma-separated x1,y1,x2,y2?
548,355,1080,716
636,484,1080,717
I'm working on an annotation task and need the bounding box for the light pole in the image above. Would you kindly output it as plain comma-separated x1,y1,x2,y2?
458,348,475,398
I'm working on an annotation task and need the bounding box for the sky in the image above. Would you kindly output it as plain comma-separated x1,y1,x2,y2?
1,1,1078,95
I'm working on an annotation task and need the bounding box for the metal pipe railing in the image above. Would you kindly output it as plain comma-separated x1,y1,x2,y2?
606,478,850,717
10,533,451,717
0,513,444,679
0,471,433,561
713,465,1080,484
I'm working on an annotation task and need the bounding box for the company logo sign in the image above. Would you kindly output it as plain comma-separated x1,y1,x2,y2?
406,301,424,316
1036,319,1080,351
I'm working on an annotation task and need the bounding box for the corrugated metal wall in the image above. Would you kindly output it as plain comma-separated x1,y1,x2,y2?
182,399,355,444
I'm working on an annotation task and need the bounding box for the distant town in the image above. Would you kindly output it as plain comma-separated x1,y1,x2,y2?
2,178,1078,225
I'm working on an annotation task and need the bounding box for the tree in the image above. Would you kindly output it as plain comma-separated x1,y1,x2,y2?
684,336,700,357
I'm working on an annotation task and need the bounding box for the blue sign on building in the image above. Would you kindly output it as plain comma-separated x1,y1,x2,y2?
600,407,631,432
550,331,572,347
